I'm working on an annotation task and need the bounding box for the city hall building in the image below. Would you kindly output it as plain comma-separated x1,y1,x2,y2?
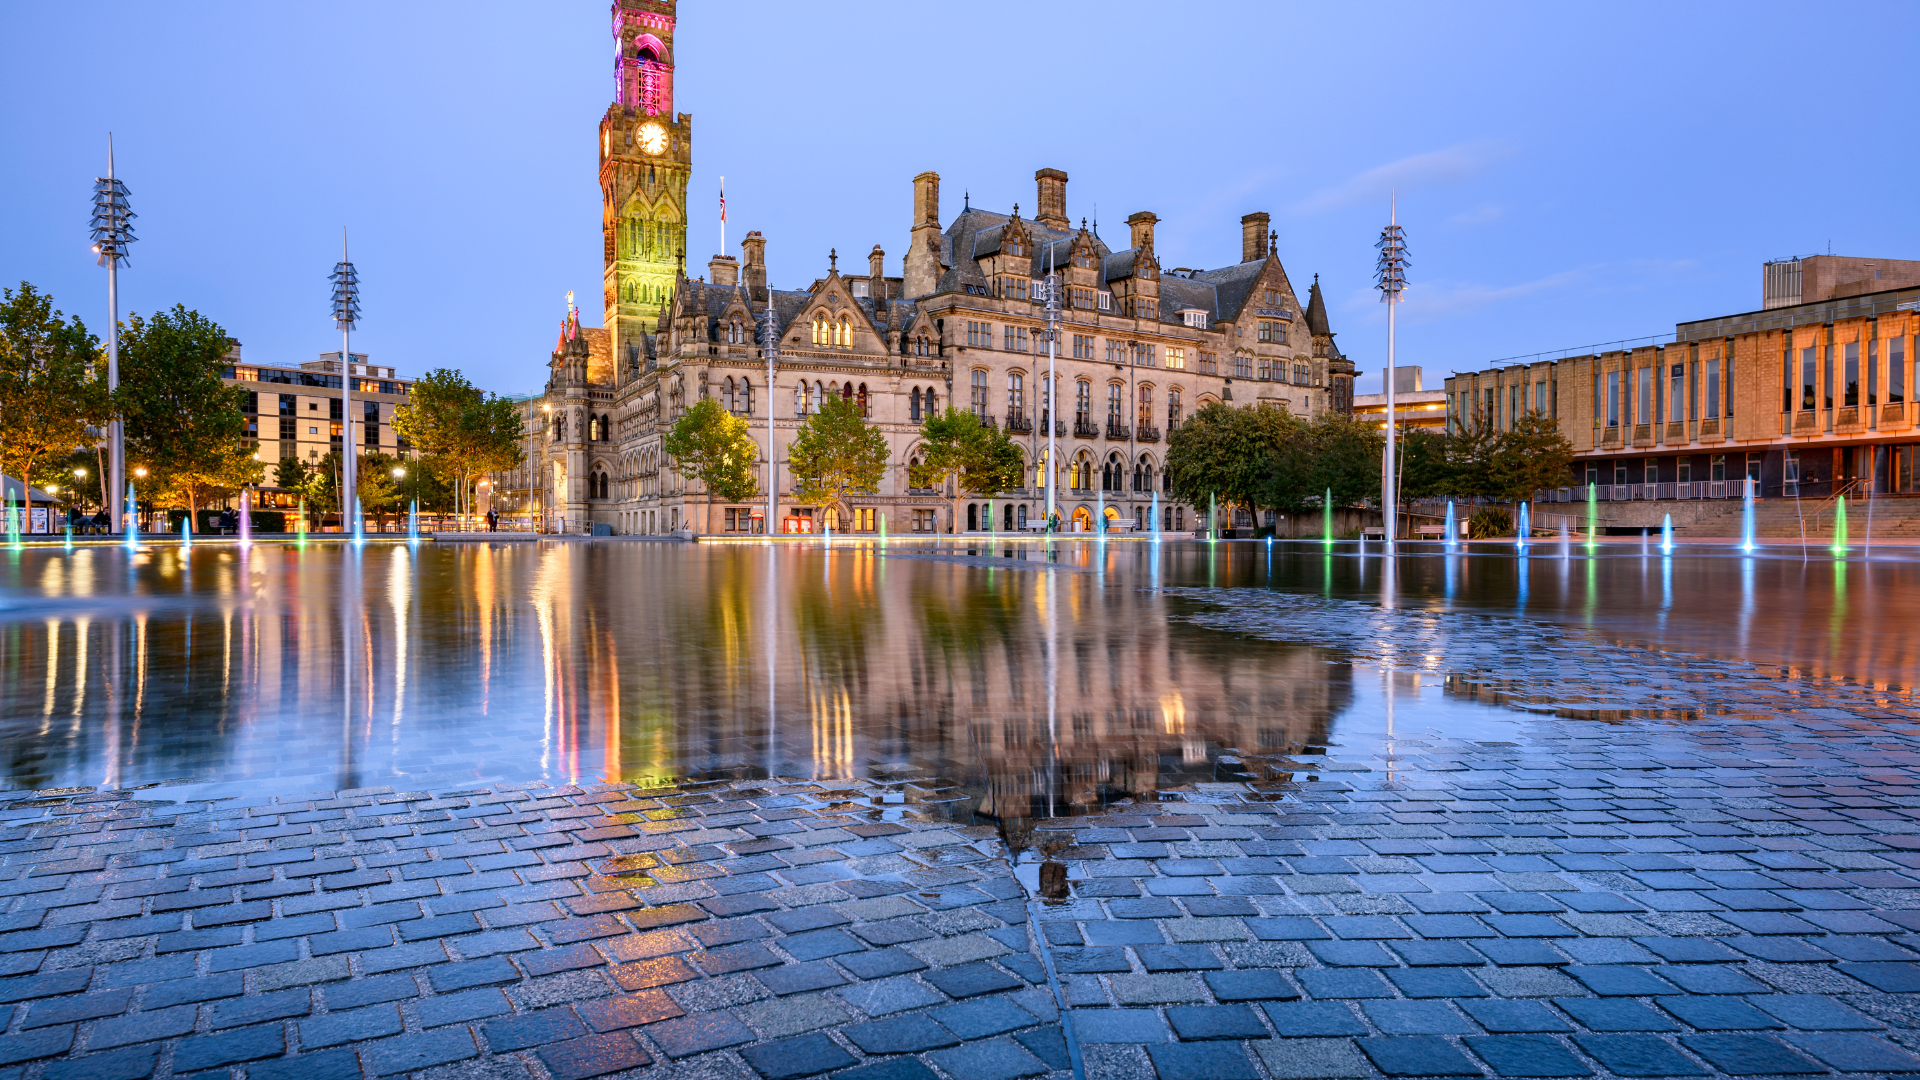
1445,255,1920,501
512,0,1354,536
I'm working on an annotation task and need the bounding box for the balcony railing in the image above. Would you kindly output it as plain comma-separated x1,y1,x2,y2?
1136,426,1162,443
1005,415,1033,434
1106,422,1131,440
1073,421,1099,439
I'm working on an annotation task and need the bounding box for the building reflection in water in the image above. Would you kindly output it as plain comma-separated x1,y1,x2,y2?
7,541,1919,807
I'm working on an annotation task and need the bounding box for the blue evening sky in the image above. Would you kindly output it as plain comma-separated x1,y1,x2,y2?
4,2,1915,397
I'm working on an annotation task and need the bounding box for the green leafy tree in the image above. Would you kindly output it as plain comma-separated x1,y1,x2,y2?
787,396,887,527
1443,409,1500,501
0,283,111,497
392,369,524,524
117,304,261,517
1262,411,1383,516
1490,411,1575,512
911,408,1023,533
272,452,309,492
1166,402,1294,530
662,397,760,520
1399,428,1454,501
357,450,404,530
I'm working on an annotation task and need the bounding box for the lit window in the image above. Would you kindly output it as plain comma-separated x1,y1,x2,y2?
1165,347,1186,370
811,314,829,346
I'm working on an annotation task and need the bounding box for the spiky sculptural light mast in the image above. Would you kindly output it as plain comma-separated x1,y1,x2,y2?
90,135,136,532
1374,199,1410,554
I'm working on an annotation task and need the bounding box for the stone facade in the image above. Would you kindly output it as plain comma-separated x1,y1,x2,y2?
523,0,1353,536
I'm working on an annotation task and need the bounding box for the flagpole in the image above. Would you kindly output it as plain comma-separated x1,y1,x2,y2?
719,176,726,261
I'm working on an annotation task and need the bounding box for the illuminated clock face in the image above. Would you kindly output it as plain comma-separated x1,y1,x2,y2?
637,122,667,156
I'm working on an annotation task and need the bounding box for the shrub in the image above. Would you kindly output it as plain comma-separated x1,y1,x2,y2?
1468,507,1512,539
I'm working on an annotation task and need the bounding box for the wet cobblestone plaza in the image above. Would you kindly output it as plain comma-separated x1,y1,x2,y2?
2,539,1920,1080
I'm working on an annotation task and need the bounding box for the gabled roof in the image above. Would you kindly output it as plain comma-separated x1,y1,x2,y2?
1193,259,1270,323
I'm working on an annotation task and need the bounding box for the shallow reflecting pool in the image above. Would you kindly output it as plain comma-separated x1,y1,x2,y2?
0,539,1914,806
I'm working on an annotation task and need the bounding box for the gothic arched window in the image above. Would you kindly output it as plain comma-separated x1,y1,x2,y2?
909,387,921,422
738,378,753,416
970,370,988,418
856,383,869,417
810,381,824,412
1138,385,1154,428
721,377,735,413
1168,388,1183,430
812,314,829,346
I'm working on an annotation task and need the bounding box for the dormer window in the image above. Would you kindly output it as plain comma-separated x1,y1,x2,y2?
1006,239,1027,257
1073,252,1093,269
852,280,869,298
1098,292,1112,312
1182,310,1208,329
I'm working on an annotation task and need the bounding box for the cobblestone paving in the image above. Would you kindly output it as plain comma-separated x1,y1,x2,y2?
0,780,1062,1080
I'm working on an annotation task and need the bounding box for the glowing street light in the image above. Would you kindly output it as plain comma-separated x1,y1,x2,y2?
330,235,362,537
1374,197,1410,555
90,135,135,534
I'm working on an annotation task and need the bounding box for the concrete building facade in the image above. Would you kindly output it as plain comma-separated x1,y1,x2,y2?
1446,272,1920,502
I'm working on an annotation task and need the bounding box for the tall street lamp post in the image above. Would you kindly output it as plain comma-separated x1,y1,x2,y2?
90,135,135,533
1374,199,1410,554
330,237,361,536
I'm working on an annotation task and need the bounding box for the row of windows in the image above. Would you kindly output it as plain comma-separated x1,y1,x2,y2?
966,371,1183,429
1786,338,1910,412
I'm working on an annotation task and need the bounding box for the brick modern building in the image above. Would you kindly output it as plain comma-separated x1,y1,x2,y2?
1446,268,1920,500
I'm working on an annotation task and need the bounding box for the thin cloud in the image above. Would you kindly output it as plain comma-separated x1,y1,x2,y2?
1446,203,1503,227
1336,267,1584,325
1290,140,1510,216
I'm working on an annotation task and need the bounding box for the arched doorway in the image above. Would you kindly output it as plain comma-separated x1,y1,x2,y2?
1071,506,1093,532
966,504,978,532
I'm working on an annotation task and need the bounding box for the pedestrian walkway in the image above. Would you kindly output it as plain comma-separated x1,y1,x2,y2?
3,704,1920,1080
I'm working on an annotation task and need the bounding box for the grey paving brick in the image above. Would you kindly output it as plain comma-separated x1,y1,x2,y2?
1356,1035,1482,1077
647,1010,756,1057
358,940,449,975
1749,993,1883,1029
1254,1037,1373,1078
838,975,943,1017
85,1004,197,1049
1458,999,1572,1033
368,1027,481,1076
300,1003,405,1047
41,1046,157,1080
1264,1001,1368,1037
20,988,130,1028
1298,968,1394,999
1464,1034,1592,1077
174,1022,285,1071
928,1036,1051,1080
1679,1034,1823,1075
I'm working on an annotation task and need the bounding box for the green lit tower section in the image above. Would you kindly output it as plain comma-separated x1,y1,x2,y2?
600,0,688,362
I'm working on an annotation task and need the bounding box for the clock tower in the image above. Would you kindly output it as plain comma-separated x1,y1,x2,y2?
600,0,689,368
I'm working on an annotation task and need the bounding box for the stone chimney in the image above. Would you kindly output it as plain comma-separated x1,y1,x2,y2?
1127,211,1159,253
1035,168,1069,231
903,171,942,299
1241,212,1271,263
708,254,739,287
741,231,767,301
868,245,886,293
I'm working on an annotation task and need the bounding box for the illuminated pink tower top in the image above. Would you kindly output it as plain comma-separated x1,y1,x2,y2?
614,1,676,116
